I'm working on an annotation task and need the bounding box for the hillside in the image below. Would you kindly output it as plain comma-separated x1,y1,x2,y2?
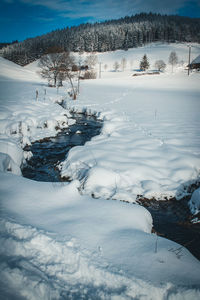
1,13,200,66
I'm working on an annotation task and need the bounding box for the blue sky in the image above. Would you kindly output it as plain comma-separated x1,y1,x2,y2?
0,0,200,42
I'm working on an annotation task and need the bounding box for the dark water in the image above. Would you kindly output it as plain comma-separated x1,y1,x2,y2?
22,114,102,182
22,114,200,260
142,199,200,260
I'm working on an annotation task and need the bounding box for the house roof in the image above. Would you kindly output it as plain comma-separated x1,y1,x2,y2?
191,54,200,65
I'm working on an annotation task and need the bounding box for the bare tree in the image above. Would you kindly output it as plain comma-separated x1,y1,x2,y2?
38,51,78,99
76,54,84,94
121,57,127,71
61,53,77,99
155,60,166,72
113,61,120,72
85,54,98,69
38,53,64,87
168,51,178,73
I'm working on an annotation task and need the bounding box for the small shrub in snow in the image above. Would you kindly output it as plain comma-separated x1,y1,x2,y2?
83,70,97,79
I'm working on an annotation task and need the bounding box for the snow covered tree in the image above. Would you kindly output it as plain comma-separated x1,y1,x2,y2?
104,64,108,71
155,60,166,72
85,54,98,69
140,54,150,71
38,52,65,87
168,51,178,72
113,61,120,72
121,58,127,71
2,14,200,66
38,51,78,99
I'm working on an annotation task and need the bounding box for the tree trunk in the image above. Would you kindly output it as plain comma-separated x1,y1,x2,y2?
54,76,57,87
67,71,76,100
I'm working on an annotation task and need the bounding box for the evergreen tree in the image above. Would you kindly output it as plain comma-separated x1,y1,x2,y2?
140,54,150,71
1,13,200,66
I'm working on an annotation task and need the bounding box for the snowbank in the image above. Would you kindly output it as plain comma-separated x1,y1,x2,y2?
189,188,200,215
1,173,200,300
0,57,76,172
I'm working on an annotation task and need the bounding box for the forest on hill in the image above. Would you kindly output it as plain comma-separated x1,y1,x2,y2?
1,13,200,66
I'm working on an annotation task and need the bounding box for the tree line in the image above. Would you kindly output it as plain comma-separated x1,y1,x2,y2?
1,13,200,66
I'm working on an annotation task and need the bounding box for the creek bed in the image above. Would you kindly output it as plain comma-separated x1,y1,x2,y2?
139,198,200,260
22,113,200,261
22,113,102,182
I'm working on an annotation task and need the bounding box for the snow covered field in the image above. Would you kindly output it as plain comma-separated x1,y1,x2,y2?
0,43,200,299
62,43,200,202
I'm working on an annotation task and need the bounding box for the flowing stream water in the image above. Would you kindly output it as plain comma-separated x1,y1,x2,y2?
22,114,102,182
22,113,200,261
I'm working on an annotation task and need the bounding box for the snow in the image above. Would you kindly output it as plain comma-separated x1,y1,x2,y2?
189,187,200,215
61,72,200,200
0,43,200,299
0,57,76,173
78,42,200,73
0,56,40,82
190,54,200,65
1,173,200,299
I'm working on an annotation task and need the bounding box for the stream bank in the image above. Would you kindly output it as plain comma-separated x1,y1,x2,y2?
22,113,200,261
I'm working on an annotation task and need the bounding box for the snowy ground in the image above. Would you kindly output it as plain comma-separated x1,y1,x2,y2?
0,43,200,299
61,43,200,202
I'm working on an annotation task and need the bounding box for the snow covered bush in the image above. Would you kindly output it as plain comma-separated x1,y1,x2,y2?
83,70,97,79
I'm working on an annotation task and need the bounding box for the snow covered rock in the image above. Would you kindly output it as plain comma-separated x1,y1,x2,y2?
189,188,200,215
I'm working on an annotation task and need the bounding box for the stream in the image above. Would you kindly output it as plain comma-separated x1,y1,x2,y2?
22,113,102,182
22,113,200,261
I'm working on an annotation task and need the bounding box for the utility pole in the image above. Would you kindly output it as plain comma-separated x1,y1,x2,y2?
99,62,102,79
36,90,38,101
187,45,191,76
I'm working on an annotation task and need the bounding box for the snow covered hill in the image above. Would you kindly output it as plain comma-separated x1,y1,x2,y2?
0,57,40,82
0,43,200,300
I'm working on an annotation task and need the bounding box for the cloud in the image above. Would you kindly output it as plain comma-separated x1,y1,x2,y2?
19,0,200,20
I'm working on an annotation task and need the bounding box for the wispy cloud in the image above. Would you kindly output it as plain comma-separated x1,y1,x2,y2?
18,0,200,20
36,16,55,22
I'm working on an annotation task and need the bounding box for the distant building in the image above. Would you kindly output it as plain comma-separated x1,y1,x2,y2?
189,54,200,70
